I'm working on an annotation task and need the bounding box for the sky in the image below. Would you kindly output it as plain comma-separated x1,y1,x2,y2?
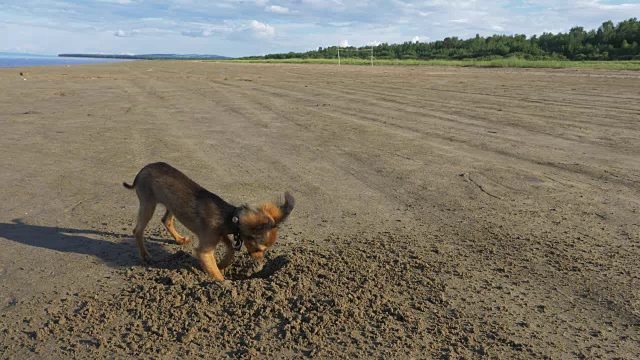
0,0,638,57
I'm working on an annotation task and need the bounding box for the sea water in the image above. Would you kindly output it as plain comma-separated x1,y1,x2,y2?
0,55,135,68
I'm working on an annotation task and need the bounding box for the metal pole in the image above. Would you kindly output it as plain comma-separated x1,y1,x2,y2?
338,45,340,66
371,47,373,66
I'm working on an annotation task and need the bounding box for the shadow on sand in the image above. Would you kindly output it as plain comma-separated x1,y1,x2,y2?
0,218,177,268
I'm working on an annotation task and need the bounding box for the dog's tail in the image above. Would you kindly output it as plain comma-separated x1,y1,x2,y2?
122,174,138,190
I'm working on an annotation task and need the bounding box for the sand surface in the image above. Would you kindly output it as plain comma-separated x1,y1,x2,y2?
0,61,639,358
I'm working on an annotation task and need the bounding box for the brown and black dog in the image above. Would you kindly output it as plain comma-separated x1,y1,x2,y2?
123,162,294,280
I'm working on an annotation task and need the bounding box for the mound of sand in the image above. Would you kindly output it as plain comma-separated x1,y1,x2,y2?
2,234,482,358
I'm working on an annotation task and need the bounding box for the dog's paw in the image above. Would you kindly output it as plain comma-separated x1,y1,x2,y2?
140,252,154,265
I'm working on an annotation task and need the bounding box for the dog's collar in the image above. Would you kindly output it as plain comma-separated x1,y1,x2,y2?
230,207,243,251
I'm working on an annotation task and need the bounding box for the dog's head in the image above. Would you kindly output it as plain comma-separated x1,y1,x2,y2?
238,192,295,259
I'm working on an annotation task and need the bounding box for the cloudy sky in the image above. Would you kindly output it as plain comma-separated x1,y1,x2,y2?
1,0,638,57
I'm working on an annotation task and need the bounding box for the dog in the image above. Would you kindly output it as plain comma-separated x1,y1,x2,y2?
123,162,294,280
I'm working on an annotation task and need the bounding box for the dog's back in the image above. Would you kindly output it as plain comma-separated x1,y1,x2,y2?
125,162,200,198
123,162,231,232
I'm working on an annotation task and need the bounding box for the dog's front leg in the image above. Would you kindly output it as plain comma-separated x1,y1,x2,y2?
196,235,225,280
218,236,236,271
196,248,225,280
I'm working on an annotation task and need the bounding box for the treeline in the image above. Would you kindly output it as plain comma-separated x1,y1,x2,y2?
244,18,640,61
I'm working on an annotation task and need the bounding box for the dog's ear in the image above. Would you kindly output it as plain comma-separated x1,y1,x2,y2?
259,192,295,226
279,192,295,222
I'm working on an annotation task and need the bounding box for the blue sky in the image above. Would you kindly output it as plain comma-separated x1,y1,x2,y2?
1,0,638,57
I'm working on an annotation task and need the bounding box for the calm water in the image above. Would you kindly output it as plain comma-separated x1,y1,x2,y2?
0,56,135,68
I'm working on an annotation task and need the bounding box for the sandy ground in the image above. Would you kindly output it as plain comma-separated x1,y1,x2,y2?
0,61,639,358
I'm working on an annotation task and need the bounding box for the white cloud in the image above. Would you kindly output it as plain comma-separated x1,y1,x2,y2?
573,0,640,11
182,29,216,37
302,0,345,10
226,20,275,41
114,29,131,37
97,0,134,4
449,19,469,24
182,20,274,41
249,20,275,38
339,39,349,47
367,40,381,46
113,28,171,37
328,21,353,27
266,5,291,14
491,25,504,31
411,36,419,43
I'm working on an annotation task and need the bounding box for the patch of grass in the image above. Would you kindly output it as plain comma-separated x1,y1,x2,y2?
217,58,640,70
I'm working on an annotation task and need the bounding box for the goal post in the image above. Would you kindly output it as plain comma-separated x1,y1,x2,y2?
336,45,374,66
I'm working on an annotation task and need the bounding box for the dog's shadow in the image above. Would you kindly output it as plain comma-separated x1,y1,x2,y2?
0,218,177,268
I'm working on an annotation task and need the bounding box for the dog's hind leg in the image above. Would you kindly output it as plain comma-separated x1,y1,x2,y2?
218,236,236,271
134,201,156,263
161,209,191,245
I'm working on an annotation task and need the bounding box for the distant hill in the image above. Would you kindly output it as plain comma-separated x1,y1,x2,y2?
58,53,232,60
